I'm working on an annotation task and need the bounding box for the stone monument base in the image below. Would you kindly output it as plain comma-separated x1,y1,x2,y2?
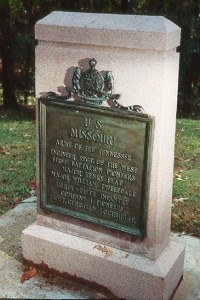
22,224,185,300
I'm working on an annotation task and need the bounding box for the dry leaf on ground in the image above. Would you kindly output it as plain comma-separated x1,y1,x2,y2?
184,158,191,162
172,213,179,221
20,267,37,283
173,197,189,203
28,180,37,196
0,146,10,155
95,292,107,299
28,180,37,191
0,195,7,201
13,197,22,205
93,244,113,258
175,174,183,181
0,195,7,206
104,248,113,258
178,231,187,236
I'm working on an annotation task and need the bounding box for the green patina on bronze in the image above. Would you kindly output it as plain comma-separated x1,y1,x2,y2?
39,97,154,238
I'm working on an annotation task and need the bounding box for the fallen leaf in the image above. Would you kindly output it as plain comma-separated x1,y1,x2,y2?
0,146,10,155
104,248,113,259
32,191,37,197
173,163,180,174
0,195,7,207
0,195,7,201
20,267,37,283
173,197,189,203
175,174,183,181
172,213,179,220
173,157,183,174
93,244,113,258
28,180,36,191
13,197,21,205
23,133,31,137
178,231,186,236
94,244,106,252
95,292,107,299
174,156,183,162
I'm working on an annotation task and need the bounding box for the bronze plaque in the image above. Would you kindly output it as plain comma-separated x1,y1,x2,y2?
39,98,154,237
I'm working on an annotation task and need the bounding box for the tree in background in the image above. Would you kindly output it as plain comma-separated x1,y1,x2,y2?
0,0,58,108
133,0,200,117
0,0,19,108
0,0,199,117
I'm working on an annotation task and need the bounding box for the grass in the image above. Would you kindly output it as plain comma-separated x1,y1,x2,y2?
172,119,200,236
0,108,36,214
0,110,199,236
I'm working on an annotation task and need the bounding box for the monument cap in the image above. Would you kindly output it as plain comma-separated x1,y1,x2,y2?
35,11,181,51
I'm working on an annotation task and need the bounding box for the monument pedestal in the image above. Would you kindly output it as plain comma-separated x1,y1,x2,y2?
22,224,184,300
22,11,184,300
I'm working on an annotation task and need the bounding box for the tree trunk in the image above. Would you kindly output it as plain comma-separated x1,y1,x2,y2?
0,0,19,109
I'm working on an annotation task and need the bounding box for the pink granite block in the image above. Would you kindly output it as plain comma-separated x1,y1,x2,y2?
22,224,185,300
34,12,181,260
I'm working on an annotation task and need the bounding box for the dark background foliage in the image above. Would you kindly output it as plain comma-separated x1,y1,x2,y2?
0,0,199,117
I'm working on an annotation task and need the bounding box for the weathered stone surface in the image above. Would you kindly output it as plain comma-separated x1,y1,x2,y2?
22,224,185,300
35,12,180,50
